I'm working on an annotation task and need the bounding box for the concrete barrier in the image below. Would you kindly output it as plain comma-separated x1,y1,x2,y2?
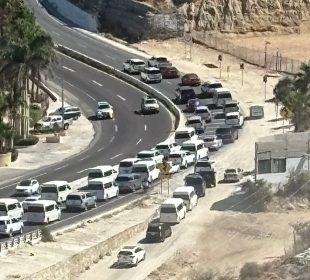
0,152,11,167
45,135,61,143
55,45,186,132
21,211,158,280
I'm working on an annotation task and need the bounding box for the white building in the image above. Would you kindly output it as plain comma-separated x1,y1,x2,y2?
255,132,310,185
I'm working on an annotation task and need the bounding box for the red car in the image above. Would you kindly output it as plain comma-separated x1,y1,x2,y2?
160,66,180,79
181,73,201,86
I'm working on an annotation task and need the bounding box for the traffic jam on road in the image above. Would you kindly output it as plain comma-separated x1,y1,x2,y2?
0,55,261,263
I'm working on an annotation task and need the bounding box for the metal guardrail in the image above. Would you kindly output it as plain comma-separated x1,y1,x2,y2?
0,229,42,253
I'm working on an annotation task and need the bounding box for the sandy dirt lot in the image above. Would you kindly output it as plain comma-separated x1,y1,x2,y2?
227,22,310,62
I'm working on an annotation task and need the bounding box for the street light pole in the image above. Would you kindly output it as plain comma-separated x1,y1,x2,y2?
264,41,271,69
61,78,64,130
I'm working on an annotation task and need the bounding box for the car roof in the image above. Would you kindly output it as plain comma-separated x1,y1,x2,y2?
196,106,209,110
30,200,57,206
122,245,138,250
42,180,68,185
187,115,202,120
129,58,144,63
174,186,195,193
196,158,211,162
116,173,135,178
214,87,231,93
0,216,12,221
225,100,238,104
169,150,187,155
186,173,203,178
203,80,221,85
162,198,184,205
67,191,90,196
89,165,113,171
226,112,240,116
138,150,155,154
179,86,193,90
97,101,110,105
88,177,114,184
133,160,156,166
120,158,138,162
144,67,160,71
0,198,19,204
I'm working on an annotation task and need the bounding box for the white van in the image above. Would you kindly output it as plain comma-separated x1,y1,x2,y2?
186,116,204,130
159,198,186,224
88,165,118,182
0,199,23,219
173,187,198,211
155,141,181,156
213,88,232,106
174,127,197,145
26,200,61,224
41,181,72,203
181,139,209,160
118,158,139,174
87,178,119,200
131,160,160,183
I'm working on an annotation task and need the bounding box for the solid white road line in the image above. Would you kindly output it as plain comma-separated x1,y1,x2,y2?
110,153,123,160
55,164,69,171
117,94,126,101
79,156,89,162
144,124,147,131
36,172,47,177
77,168,88,174
62,66,75,73
92,80,103,87
97,147,105,152
136,138,142,145
52,31,60,36
115,125,118,132
109,136,115,143
86,93,96,101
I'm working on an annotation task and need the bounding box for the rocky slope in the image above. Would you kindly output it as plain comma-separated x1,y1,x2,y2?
68,0,310,41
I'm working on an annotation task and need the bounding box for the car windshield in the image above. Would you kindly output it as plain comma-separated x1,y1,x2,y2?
145,100,156,104
196,162,211,167
133,61,145,65
157,57,168,62
185,177,202,185
147,225,160,232
119,161,133,167
137,153,153,159
0,221,6,225
156,145,168,150
173,194,189,200
182,145,196,152
175,133,189,139
196,109,208,114
204,138,215,142
0,205,7,212
218,93,232,99
132,166,148,173
226,115,238,120
98,104,110,109
181,89,195,95
67,195,81,200
116,176,131,182
25,198,38,202
19,180,31,186
88,171,102,179
187,120,201,124
161,207,176,213
28,205,44,213
198,92,213,99
41,186,57,193
88,183,102,190
216,128,231,134
169,154,181,159
225,103,238,108
226,169,237,173
119,251,133,256
147,70,161,74
209,83,222,89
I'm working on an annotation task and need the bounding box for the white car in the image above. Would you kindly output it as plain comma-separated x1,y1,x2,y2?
123,58,146,74
117,246,146,267
225,112,244,128
155,141,181,156
224,168,243,182
15,179,40,195
136,150,163,165
147,56,172,68
141,97,160,114
194,106,211,122
96,101,114,119
168,150,196,169
21,195,41,211
202,135,223,151
141,67,162,83
0,216,23,237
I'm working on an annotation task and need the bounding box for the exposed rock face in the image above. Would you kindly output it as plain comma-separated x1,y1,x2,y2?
68,0,310,41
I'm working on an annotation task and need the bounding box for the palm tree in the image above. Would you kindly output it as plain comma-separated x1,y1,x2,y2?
274,62,310,132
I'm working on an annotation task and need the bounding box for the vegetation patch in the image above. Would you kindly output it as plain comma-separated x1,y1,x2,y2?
14,135,39,146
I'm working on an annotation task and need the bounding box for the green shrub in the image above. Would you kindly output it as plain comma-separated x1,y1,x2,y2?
239,262,262,280
10,148,18,162
14,136,39,146
41,226,55,242
281,171,310,197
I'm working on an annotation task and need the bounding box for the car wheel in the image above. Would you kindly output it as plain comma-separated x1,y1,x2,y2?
8,229,13,237
46,218,50,224
84,204,88,212
19,226,23,234
116,191,119,198
106,194,109,200
184,161,188,169
142,253,146,261
57,214,61,221
134,259,138,267
73,115,78,120
64,124,69,130
93,201,97,208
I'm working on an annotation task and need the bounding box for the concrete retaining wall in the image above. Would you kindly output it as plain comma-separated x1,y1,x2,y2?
55,45,186,132
44,0,98,32
21,214,155,280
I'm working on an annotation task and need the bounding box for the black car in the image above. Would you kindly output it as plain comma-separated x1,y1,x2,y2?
215,126,238,144
51,106,81,120
145,220,172,242
184,173,206,197
115,174,143,193
175,86,196,104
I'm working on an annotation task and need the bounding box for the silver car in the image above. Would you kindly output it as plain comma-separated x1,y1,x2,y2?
65,191,97,211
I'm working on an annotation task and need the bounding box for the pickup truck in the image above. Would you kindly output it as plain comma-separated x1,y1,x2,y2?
225,112,244,128
34,115,72,132
168,150,195,169
50,106,81,120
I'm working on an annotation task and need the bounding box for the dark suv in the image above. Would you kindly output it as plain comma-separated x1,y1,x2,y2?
51,106,81,120
175,86,196,104
145,220,172,242
184,173,206,197
215,126,238,144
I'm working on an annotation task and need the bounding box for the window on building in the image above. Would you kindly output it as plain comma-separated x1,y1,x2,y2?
258,159,271,174
272,159,286,173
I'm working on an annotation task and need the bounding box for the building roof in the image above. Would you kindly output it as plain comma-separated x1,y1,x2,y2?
256,132,310,159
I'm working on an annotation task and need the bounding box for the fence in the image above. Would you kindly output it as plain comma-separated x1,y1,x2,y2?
192,30,304,74
0,229,42,253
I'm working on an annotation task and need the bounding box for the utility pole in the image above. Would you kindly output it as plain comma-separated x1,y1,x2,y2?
240,63,245,86
61,78,64,131
218,54,223,79
264,41,271,69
